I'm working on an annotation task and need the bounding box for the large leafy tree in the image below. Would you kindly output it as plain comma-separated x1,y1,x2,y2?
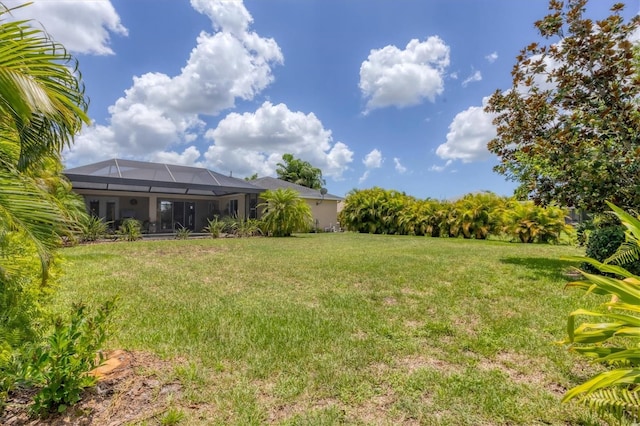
485,0,640,212
276,153,326,190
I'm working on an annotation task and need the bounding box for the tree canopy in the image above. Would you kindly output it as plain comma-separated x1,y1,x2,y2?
485,0,640,212
275,153,325,190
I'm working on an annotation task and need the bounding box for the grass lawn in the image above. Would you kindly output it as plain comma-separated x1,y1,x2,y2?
54,233,605,425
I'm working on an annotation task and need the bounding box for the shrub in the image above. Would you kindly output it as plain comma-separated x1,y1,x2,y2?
175,226,191,240
31,299,115,414
561,203,640,423
116,218,142,241
203,216,225,238
503,201,570,243
259,188,312,237
236,218,263,237
78,215,109,242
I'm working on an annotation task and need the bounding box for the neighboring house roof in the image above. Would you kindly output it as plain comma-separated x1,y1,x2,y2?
251,177,343,201
64,159,263,196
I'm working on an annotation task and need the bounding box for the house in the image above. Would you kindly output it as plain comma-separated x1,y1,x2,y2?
250,177,343,231
64,159,264,233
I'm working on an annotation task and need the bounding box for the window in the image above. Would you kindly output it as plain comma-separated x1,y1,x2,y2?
228,199,238,217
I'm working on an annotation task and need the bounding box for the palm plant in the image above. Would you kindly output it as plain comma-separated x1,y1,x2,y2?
259,188,312,237
0,3,89,278
503,200,570,243
0,3,91,408
561,202,640,423
203,216,225,238
456,192,506,240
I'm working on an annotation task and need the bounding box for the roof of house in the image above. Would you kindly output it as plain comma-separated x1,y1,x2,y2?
64,159,263,196
251,177,343,201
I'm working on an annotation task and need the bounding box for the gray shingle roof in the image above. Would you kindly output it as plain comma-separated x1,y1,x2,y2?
64,159,263,196
251,177,342,201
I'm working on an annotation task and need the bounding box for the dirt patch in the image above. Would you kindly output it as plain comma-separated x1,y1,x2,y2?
477,351,565,395
1,350,184,426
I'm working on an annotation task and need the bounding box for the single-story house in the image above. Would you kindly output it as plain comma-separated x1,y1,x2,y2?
64,159,343,233
250,177,343,231
64,159,263,233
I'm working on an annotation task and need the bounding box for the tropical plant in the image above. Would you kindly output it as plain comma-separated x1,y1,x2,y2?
339,187,412,235
276,153,325,189
0,1,89,276
78,215,110,242
259,188,312,237
203,216,225,238
236,218,263,237
116,218,142,241
27,299,116,414
456,192,506,239
175,226,191,240
503,200,570,243
561,202,640,423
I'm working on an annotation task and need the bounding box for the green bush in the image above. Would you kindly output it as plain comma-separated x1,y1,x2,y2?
78,215,109,242
27,299,116,414
561,203,640,423
582,226,640,275
259,188,312,237
116,218,142,241
175,226,191,240
203,216,225,238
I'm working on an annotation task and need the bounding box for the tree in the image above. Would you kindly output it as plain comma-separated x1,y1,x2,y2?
276,153,325,190
259,188,312,236
0,3,89,277
485,0,640,212
0,0,89,375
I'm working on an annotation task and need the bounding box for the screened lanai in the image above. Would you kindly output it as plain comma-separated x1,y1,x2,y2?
64,159,264,233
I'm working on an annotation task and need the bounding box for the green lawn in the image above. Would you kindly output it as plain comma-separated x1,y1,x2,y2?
54,233,605,425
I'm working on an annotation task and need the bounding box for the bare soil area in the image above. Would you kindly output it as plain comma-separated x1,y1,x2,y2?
1,350,183,426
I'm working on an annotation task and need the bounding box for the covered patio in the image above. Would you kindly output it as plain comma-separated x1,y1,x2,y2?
64,159,264,233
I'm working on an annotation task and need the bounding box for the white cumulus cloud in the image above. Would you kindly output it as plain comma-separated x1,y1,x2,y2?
393,158,407,174
64,0,284,169
359,36,450,113
435,97,496,163
359,149,383,183
362,149,383,169
485,51,498,63
9,0,127,55
203,102,353,179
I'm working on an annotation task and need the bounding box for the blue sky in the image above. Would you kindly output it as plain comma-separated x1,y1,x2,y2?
12,0,640,199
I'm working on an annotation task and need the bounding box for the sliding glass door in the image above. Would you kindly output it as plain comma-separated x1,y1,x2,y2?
159,200,195,231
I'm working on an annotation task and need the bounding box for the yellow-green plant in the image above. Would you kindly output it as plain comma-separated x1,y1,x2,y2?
116,218,142,241
203,216,224,238
561,202,640,422
259,188,312,237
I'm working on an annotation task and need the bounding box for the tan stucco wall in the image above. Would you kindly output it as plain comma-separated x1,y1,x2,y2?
307,200,340,230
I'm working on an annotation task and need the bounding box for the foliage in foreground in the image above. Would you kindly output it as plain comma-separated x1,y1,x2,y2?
0,300,116,414
338,187,572,243
562,202,640,423
259,188,312,237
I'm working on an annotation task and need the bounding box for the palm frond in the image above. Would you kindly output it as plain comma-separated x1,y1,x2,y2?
579,388,640,423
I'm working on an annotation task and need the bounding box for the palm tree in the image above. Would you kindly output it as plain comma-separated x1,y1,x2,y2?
276,153,325,190
0,3,89,279
259,188,313,237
